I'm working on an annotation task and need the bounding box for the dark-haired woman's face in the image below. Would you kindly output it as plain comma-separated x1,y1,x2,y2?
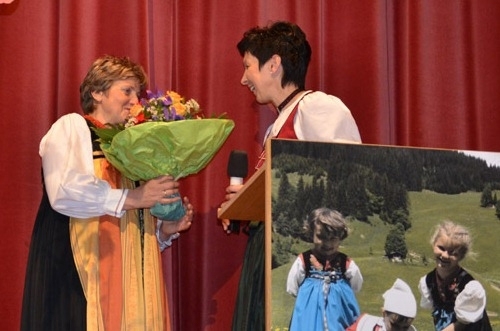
240,52,273,104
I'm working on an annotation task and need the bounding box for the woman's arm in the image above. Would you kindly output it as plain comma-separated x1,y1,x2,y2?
41,113,127,218
156,196,194,251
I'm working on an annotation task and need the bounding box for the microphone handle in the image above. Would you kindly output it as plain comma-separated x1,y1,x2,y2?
228,177,244,233
230,177,244,186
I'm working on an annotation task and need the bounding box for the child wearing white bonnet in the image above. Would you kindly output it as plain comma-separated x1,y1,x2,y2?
347,278,417,331
384,278,417,319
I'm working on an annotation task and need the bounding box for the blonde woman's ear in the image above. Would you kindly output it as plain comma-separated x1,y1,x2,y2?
91,91,104,102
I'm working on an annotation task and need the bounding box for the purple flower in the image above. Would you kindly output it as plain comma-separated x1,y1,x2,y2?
146,89,164,99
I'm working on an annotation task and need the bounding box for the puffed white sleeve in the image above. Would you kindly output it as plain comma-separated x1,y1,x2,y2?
454,280,487,324
418,275,434,310
346,258,363,293
40,113,127,219
286,256,306,297
294,91,362,143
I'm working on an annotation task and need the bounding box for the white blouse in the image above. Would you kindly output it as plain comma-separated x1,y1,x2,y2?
40,113,176,250
40,113,126,219
265,90,362,144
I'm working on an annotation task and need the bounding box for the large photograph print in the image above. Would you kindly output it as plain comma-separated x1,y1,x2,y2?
268,139,500,331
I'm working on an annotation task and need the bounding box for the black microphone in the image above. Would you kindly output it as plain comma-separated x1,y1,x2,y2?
227,150,248,233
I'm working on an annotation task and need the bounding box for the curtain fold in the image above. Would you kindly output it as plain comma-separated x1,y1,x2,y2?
1,0,499,330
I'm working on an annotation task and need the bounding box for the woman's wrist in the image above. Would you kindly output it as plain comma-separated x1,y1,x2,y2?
156,220,180,251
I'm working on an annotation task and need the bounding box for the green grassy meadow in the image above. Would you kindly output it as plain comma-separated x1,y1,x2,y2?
270,189,500,330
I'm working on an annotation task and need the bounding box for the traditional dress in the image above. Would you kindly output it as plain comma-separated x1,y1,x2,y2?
286,250,362,331
21,113,172,331
418,268,492,331
231,91,362,331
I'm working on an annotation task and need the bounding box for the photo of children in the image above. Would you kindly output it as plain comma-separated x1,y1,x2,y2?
269,140,499,330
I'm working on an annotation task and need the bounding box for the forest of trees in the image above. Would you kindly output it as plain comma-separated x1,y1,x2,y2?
270,141,500,263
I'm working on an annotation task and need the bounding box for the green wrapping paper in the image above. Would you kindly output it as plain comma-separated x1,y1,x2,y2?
100,119,234,180
97,119,234,219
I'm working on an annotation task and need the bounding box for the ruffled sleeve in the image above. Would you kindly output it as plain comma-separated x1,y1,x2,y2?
286,255,306,296
455,280,487,324
40,113,127,218
295,91,362,143
418,274,434,310
345,258,363,293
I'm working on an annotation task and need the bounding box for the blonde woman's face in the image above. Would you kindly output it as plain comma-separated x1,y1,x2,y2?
92,79,141,125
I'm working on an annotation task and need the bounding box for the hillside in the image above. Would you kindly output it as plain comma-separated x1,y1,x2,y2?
271,190,500,330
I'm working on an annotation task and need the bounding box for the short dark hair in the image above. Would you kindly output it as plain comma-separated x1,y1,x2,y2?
80,55,147,114
237,21,311,90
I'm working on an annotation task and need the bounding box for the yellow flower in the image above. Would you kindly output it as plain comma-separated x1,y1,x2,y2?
172,102,188,116
130,104,143,117
166,90,183,104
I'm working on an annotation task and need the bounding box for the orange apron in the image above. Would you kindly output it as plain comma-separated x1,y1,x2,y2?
69,153,170,330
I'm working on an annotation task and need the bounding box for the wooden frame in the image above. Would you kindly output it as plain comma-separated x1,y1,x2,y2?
219,138,500,330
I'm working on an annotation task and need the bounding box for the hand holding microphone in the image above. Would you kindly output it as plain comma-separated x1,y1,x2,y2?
226,150,248,233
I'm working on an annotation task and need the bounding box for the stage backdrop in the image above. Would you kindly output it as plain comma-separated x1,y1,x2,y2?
1,1,500,330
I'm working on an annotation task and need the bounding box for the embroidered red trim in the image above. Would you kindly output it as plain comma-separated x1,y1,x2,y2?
83,115,106,128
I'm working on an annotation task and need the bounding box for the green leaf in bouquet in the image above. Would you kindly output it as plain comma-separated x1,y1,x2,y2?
100,119,235,181
92,125,125,144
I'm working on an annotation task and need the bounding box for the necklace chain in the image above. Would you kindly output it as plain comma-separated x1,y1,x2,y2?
277,88,303,112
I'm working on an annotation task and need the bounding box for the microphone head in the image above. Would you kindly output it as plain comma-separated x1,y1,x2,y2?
227,150,248,178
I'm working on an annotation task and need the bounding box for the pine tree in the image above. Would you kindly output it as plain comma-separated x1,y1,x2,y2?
273,172,297,236
384,224,408,259
480,183,493,207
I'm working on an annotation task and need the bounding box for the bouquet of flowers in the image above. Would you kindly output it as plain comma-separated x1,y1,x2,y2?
93,90,234,220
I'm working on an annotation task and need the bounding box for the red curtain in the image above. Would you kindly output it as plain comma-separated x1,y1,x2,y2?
1,0,499,330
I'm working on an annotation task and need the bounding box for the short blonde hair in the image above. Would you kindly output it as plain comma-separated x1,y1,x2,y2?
430,220,472,260
79,55,147,114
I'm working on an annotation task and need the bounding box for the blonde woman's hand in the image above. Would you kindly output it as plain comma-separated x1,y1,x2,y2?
159,196,194,238
124,175,180,210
